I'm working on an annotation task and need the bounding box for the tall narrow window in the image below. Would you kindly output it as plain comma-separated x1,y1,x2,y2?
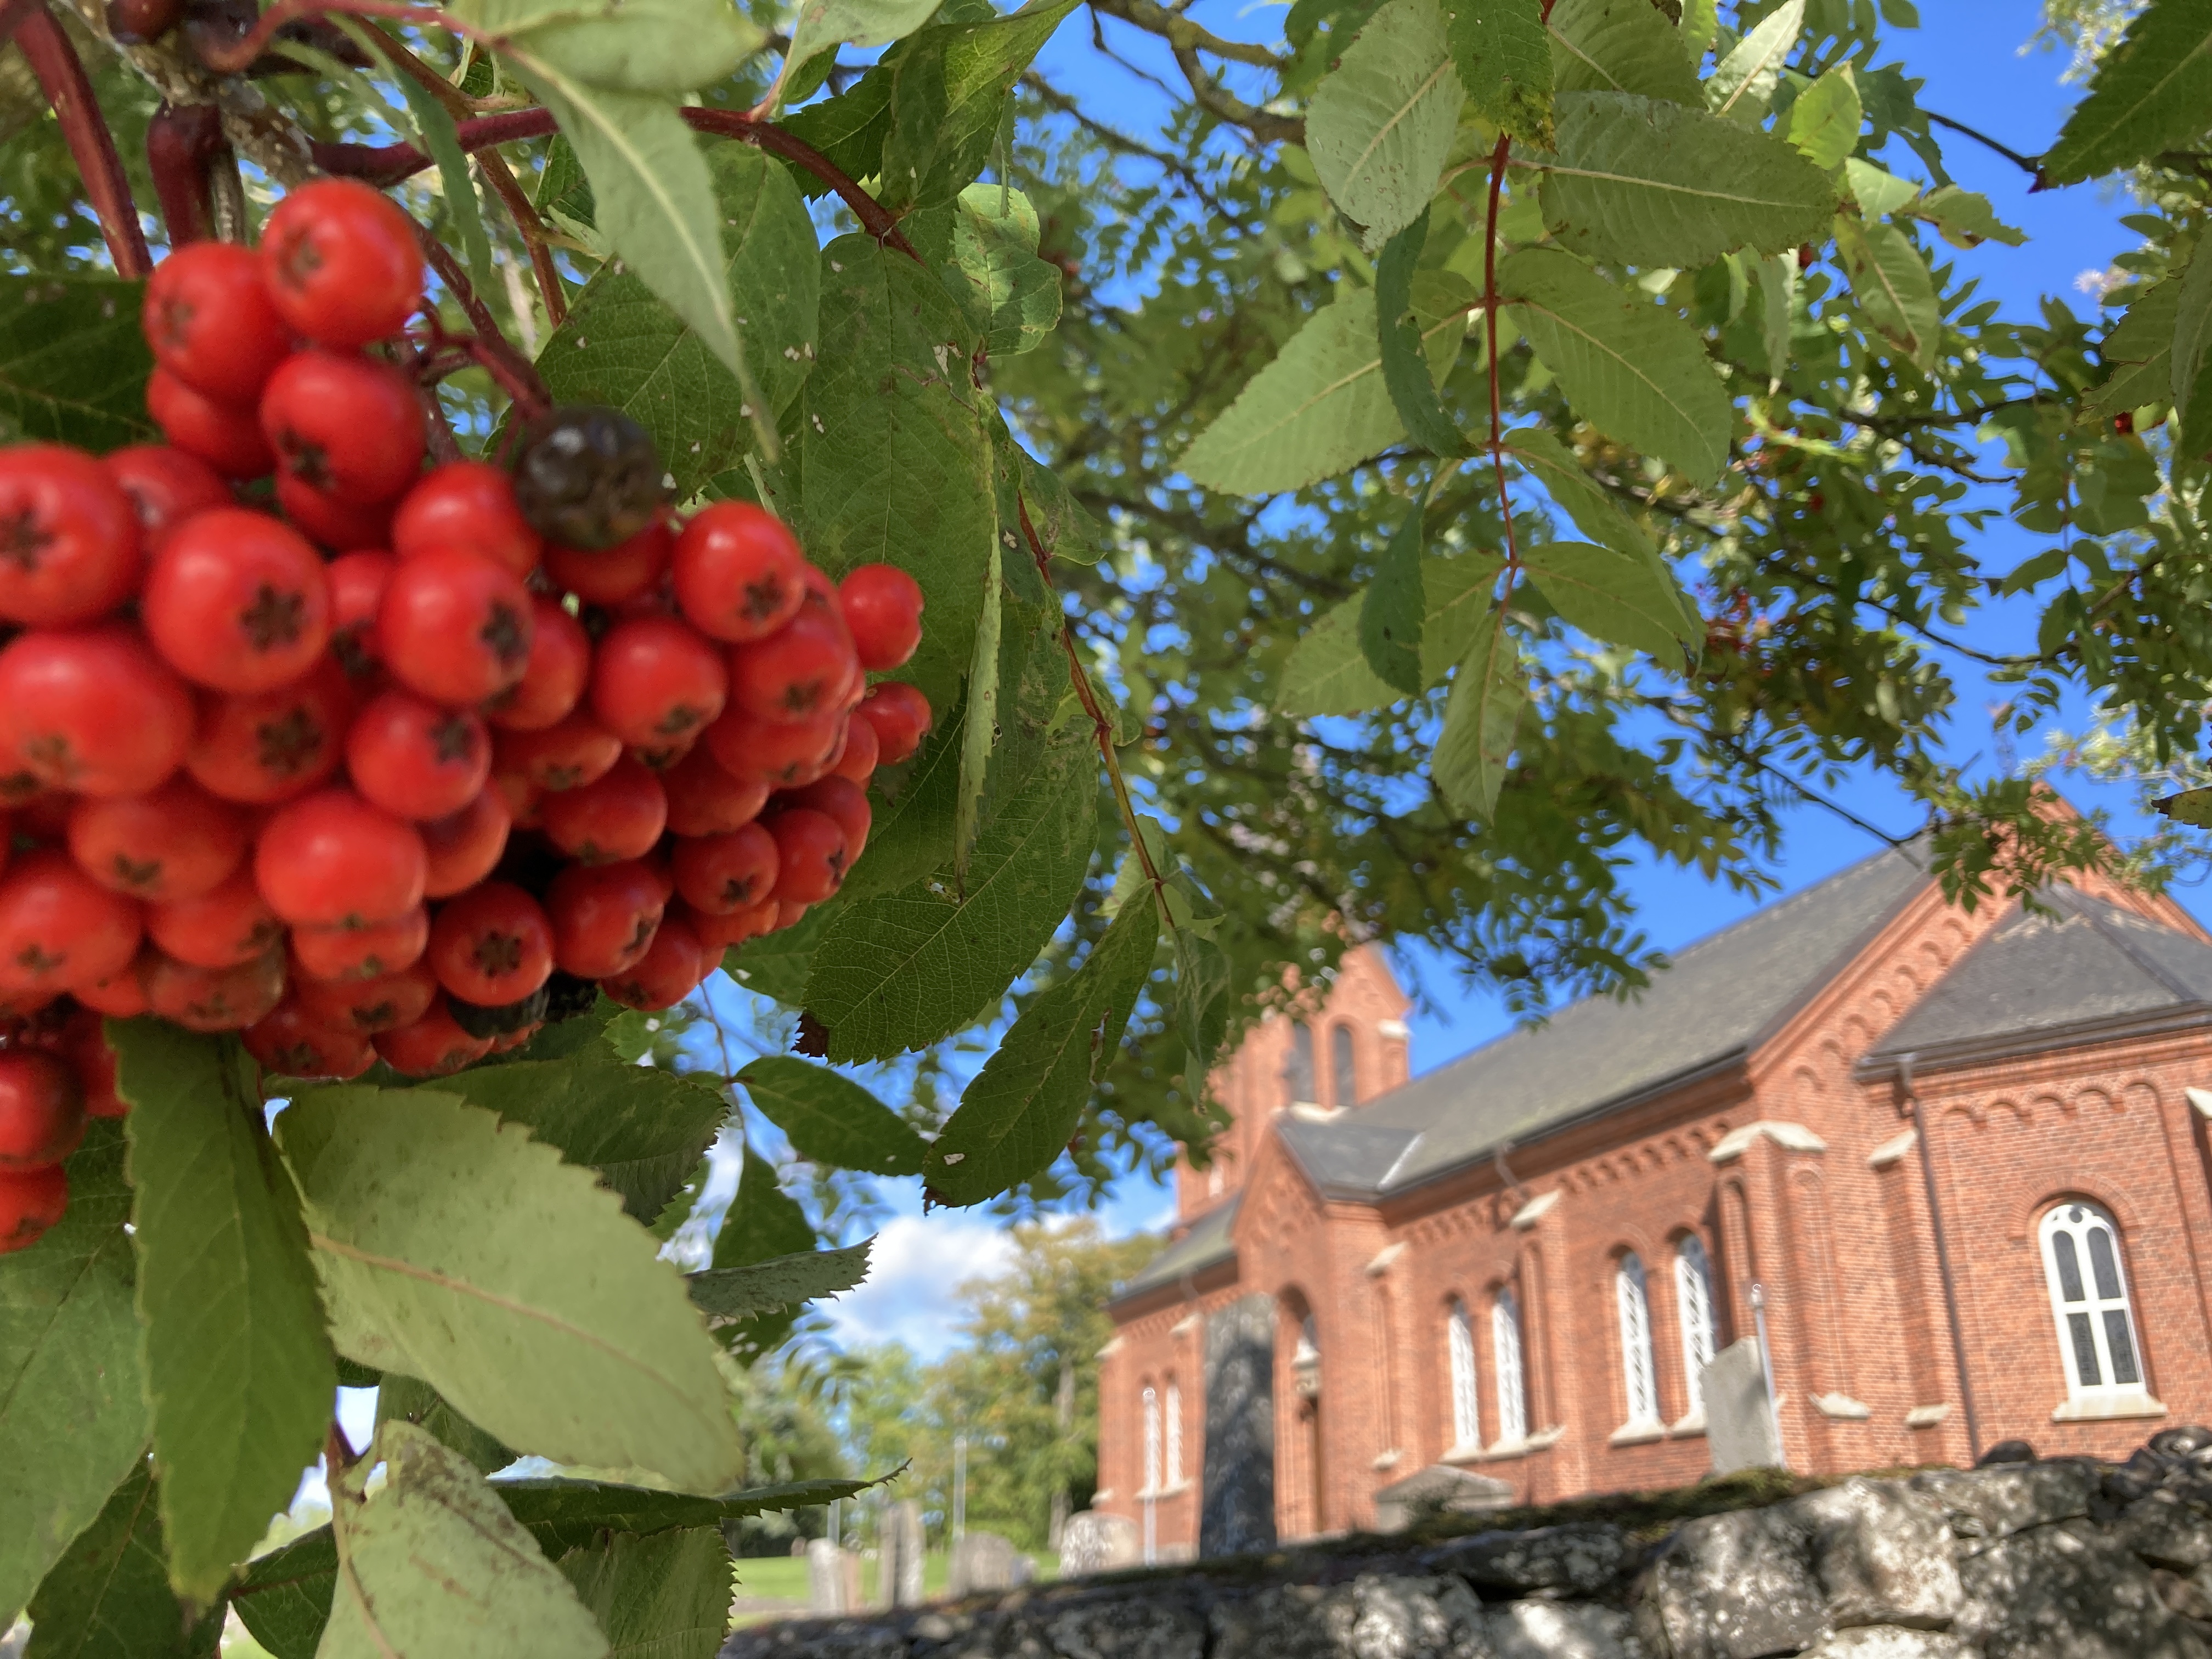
1331,1024,1358,1108
2040,1201,2146,1401
1165,1380,1184,1486
1492,1288,1527,1444
1674,1237,1719,1418
1615,1254,1661,1427
1285,1022,1316,1104
1141,1384,1161,1493
1447,1298,1480,1449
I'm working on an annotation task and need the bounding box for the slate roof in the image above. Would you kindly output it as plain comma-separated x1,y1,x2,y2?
1867,885,2212,1066
1116,1195,1240,1300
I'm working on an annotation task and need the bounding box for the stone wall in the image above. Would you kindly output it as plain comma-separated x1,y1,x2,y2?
724,1434,2212,1658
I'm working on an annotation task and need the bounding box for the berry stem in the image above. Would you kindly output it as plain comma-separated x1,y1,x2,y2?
414,226,552,421
5,0,155,278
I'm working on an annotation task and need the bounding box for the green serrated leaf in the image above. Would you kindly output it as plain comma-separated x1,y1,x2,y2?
112,1022,334,1607
2173,243,2212,427
1911,184,2024,249
907,184,1063,356
1547,0,1700,104
1842,156,1920,219
1833,213,1939,371
1539,91,1836,270
276,1086,745,1493
1180,279,1472,494
1432,603,1523,817
2043,0,2212,184
321,1421,608,1659
953,539,1004,885
1376,209,1468,458
1754,252,1795,385
375,1372,516,1477
712,1149,816,1271
509,67,744,392
0,1122,144,1631
1014,449,1104,564
739,1057,927,1175
0,277,154,450
790,235,994,716
1499,246,1732,482
1173,925,1232,1076
805,729,1097,1062
837,699,966,901
1307,0,1464,251
557,1526,731,1659
427,1048,729,1226
452,0,761,91
1420,550,1508,684
1278,550,1504,714
923,900,1158,1205
1523,539,1694,656
24,1462,216,1659
2157,785,2212,829
724,902,839,1005
1786,61,1861,170
1361,481,1431,696
1444,0,1553,146
776,65,896,198
685,1238,873,1321
2085,262,2183,419
1703,0,1799,121
880,0,1079,211
537,143,820,499
1500,425,1657,559
785,0,944,89
228,1527,335,1658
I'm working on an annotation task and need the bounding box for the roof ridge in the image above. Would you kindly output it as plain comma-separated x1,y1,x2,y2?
2050,885,2202,1005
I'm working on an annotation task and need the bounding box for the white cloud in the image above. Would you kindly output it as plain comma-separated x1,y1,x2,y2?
822,1212,1019,1361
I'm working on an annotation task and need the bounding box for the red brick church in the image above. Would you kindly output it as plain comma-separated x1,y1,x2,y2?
1096,844,2212,1555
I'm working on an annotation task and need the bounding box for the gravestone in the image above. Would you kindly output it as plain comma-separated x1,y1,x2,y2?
1059,1510,1141,1576
948,1530,1020,1597
805,1538,851,1614
1371,1463,1515,1532
1200,1293,1277,1558
882,1500,926,1606
1702,1338,1785,1475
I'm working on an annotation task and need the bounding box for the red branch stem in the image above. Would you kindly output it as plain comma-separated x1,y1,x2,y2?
8,1,153,276
145,102,228,245
414,227,551,419
193,0,463,72
1480,131,1519,575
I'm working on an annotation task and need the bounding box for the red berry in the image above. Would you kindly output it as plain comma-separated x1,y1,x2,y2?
379,550,534,706
147,366,275,479
0,1164,67,1252
187,658,352,804
669,822,778,915
0,444,143,626
243,999,375,1079
0,1051,84,1171
75,958,150,1017
291,904,428,983
679,895,774,951
426,881,553,1006
0,626,194,798
56,1007,126,1118
260,179,425,349
101,445,230,552
346,689,492,822
495,712,622,794
143,242,291,405
483,597,588,732
727,600,857,726
143,509,331,693
601,911,703,1011
68,778,248,901
546,857,665,978
543,520,670,606
539,753,667,864
774,899,809,930
0,850,143,995
660,744,769,838
146,866,283,969
392,461,541,578
142,947,285,1031
494,771,543,830
255,787,426,927
783,776,870,863
372,994,490,1076
838,564,924,671
828,713,879,785
326,551,394,680
858,681,932,764
765,808,848,904
261,351,424,506
275,472,397,552
294,956,435,1034
420,788,511,899
701,704,843,787
590,616,727,749
671,503,805,643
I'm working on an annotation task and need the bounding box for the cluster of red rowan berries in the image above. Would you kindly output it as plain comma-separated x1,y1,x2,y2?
0,178,930,1252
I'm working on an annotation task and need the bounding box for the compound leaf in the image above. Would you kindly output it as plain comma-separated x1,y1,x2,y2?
2043,0,2212,183
1307,0,1464,250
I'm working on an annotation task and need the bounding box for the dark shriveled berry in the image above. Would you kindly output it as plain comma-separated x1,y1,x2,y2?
540,970,599,1024
447,983,550,1039
511,407,667,551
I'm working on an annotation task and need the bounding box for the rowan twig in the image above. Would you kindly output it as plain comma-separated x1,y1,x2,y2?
9,0,154,275
1481,132,1520,577
1923,110,2041,178
144,99,225,244
415,227,550,419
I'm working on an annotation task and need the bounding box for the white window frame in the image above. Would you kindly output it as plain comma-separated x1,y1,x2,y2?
1330,1024,1358,1108
2040,1201,2149,1408
1674,1237,1718,1421
1165,1380,1183,1487
1615,1254,1662,1432
1492,1289,1527,1446
1446,1297,1480,1451
1141,1384,1161,1495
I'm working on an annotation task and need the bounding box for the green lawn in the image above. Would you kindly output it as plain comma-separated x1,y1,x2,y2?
730,1548,1060,1623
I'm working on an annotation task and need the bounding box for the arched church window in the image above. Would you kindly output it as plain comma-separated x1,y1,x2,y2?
2040,1201,2146,1402
1615,1253,1660,1429
1492,1288,1527,1444
1285,1022,1316,1104
1331,1024,1357,1107
1675,1237,1718,1417
1446,1297,1480,1449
